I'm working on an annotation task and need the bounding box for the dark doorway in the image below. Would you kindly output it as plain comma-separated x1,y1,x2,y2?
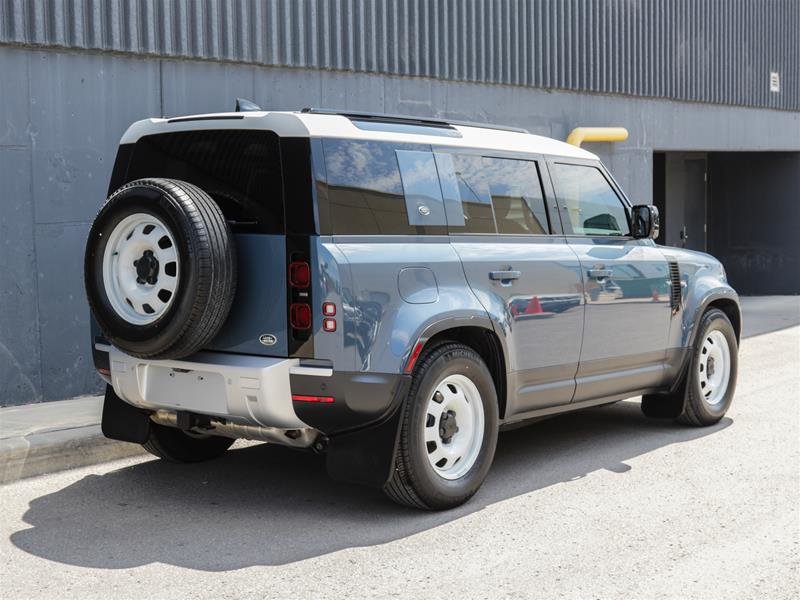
659,152,708,251
654,151,800,295
652,152,666,246
707,152,800,295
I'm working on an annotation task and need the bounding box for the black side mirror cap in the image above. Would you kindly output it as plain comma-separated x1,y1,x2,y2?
631,204,660,239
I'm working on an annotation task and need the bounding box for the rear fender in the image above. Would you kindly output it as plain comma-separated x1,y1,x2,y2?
401,311,504,371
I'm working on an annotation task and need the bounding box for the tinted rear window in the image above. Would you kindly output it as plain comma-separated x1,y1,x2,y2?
125,130,284,233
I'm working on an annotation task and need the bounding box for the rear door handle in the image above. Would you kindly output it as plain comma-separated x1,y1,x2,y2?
489,270,521,284
588,268,613,280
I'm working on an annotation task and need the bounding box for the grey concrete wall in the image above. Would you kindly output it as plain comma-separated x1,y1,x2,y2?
3,0,799,111
1,45,799,405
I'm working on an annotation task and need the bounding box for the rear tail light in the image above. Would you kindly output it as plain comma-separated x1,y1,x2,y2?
290,303,311,329
287,242,313,356
289,261,311,288
322,302,336,316
323,317,337,332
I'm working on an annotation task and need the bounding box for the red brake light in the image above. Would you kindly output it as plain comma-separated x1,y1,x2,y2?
322,302,336,316
290,303,311,329
289,261,311,288
323,317,337,332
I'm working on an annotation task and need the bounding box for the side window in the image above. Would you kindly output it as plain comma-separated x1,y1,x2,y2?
552,163,630,236
321,139,446,234
448,154,497,234
436,153,549,235
322,139,407,235
396,150,447,227
483,157,549,235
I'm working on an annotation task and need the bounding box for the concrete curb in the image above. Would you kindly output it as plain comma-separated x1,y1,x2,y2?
0,424,145,485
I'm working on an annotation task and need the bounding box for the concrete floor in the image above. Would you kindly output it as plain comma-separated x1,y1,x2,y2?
738,295,800,338
0,304,798,599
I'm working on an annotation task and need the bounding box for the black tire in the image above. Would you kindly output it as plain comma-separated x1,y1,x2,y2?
384,343,499,510
84,178,236,359
642,308,738,425
143,422,234,463
677,308,738,426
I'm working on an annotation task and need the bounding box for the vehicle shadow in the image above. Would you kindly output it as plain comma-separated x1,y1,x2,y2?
10,401,730,571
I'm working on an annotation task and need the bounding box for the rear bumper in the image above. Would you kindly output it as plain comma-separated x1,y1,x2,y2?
101,344,309,430
98,344,408,486
98,344,403,435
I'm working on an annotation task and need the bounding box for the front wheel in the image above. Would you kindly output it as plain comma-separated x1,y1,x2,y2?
384,343,499,510
642,308,738,425
678,308,739,426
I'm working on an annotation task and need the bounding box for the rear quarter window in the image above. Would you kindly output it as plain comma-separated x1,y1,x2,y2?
320,139,447,235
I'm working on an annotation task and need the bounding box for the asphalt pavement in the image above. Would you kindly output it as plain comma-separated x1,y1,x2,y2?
1,304,798,599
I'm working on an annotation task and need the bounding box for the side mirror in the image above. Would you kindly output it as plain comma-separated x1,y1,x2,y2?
631,204,660,239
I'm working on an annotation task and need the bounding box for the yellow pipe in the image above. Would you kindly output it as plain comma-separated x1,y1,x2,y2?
566,126,629,147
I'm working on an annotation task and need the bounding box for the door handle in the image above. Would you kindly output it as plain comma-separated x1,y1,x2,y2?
588,268,613,280
489,270,521,284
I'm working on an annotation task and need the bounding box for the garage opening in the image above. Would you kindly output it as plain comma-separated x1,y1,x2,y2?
653,151,800,295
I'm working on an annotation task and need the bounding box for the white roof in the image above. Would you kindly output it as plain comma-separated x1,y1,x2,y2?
120,111,597,160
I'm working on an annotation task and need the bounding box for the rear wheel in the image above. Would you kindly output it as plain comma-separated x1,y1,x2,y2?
143,422,234,463
384,343,499,510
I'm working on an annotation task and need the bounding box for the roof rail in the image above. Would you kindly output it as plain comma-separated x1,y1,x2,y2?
299,108,529,134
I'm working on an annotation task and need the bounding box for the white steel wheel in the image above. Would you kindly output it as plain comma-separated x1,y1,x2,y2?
697,329,731,406
424,373,485,480
101,213,180,325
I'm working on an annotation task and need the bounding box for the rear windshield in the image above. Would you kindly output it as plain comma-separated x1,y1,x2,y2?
125,130,284,233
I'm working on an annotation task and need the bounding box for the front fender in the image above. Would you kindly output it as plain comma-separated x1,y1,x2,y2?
681,277,740,348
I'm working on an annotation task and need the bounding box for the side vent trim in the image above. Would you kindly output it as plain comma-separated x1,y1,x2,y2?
668,261,682,312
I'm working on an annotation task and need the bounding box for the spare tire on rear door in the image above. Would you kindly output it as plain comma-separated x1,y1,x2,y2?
85,178,236,359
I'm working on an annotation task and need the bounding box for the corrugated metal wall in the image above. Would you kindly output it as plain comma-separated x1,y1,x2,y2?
1,0,798,111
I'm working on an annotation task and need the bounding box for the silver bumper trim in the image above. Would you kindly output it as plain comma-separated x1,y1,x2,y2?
106,347,309,429
288,365,333,377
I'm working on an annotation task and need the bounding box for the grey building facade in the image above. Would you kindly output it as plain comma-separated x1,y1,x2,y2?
1,0,798,406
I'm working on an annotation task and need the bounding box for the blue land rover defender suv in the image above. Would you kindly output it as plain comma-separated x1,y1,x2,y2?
85,109,740,510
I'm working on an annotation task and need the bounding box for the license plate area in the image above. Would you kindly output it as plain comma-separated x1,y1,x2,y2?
143,366,227,414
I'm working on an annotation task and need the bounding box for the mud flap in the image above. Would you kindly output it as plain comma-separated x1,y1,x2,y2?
325,377,411,488
642,374,688,419
101,384,151,444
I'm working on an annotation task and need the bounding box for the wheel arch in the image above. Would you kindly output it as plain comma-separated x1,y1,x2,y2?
407,320,508,420
682,286,741,349
706,298,741,344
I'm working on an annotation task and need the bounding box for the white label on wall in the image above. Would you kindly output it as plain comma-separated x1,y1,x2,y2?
770,71,780,93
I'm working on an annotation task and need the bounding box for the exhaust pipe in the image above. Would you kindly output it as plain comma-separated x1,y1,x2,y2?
150,410,319,449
